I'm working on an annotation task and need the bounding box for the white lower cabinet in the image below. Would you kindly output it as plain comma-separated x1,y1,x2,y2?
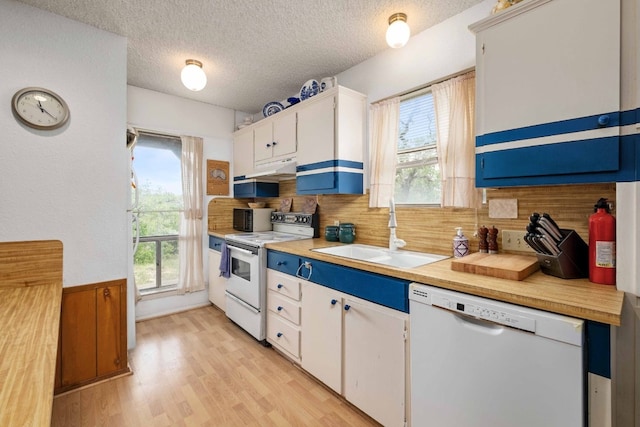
300,281,408,427
266,269,302,362
300,281,343,393
343,297,407,427
208,249,226,311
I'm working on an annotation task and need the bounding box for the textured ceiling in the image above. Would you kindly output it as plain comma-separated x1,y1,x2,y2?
16,0,484,114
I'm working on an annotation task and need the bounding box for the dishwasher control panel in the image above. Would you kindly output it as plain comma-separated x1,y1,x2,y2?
410,284,536,333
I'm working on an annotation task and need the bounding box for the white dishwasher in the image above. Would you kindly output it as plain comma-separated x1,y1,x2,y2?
409,283,584,427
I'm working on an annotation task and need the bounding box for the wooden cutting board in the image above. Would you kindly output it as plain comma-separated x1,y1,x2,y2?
450,252,540,281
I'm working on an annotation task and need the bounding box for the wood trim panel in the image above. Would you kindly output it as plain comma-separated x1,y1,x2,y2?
55,278,129,394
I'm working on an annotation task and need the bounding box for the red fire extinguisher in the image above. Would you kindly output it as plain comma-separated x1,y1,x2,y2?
589,198,616,285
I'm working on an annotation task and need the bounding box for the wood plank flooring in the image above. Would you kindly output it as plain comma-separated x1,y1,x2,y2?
51,305,379,426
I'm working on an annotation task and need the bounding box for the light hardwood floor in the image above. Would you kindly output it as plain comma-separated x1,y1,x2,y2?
51,305,379,426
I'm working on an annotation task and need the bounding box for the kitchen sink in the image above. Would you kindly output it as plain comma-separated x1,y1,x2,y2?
312,244,448,269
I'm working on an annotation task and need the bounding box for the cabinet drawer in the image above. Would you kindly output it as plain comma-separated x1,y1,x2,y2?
268,291,301,325
267,269,301,301
267,313,300,358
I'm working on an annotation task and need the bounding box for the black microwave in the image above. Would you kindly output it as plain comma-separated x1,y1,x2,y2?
233,208,273,232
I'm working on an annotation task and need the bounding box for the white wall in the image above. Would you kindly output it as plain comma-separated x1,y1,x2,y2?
127,85,236,321
0,1,128,287
337,0,493,104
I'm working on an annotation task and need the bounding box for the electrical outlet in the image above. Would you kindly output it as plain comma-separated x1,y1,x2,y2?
502,230,534,253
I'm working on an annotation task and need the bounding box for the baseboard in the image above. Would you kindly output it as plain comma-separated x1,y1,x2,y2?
135,302,212,322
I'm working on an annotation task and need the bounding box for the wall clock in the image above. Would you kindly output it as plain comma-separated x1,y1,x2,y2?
11,87,70,130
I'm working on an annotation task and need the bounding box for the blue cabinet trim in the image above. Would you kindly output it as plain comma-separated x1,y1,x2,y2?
208,235,224,252
296,171,363,195
233,175,246,182
476,134,637,187
233,181,279,198
296,159,364,172
477,110,623,147
267,250,409,312
586,320,611,379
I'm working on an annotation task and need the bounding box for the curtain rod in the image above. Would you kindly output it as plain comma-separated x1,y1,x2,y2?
133,126,181,140
373,66,475,104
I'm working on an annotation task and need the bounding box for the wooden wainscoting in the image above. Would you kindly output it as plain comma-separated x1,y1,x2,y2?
55,278,129,394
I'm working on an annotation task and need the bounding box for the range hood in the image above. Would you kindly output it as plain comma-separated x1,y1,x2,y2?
245,157,297,179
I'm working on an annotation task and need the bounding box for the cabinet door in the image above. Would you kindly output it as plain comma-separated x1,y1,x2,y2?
272,111,297,158
208,249,226,310
297,95,335,167
253,121,273,163
343,298,406,427
96,285,123,376
475,0,619,136
60,289,97,386
233,130,254,178
300,282,342,393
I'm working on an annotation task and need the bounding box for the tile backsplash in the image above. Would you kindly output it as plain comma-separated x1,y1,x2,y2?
208,180,615,257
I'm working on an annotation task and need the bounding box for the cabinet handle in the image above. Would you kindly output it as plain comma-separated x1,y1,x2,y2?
277,306,283,311
277,261,285,266
277,284,283,289
597,115,610,127
330,299,337,305
103,288,111,298
214,243,221,248
277,332,283,338
344,304,351,311
272,141,278,146
266,143,272,148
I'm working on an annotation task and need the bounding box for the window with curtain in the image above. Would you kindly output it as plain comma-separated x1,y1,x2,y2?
370,70,478,209
132,133,183,294
395,91,441,205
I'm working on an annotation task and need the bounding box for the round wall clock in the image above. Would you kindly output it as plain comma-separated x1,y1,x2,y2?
11,87,70,130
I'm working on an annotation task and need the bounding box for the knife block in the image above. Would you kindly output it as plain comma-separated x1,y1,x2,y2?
536,229,588,279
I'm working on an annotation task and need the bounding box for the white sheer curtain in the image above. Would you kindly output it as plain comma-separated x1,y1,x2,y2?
178,135,205,294
432,71,481,208
369,97,400,208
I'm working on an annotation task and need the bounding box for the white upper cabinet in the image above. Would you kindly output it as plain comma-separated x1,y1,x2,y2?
233,128,254,179
470,0,623,187
254,110,297,165
296,86,366,195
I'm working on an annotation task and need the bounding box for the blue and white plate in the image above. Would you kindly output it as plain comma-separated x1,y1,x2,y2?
300,79,320,100
262,101,285,117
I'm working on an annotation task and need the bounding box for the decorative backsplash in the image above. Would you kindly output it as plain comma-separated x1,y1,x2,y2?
208,180,615,257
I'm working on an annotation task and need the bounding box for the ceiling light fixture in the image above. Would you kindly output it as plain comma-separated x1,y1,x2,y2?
386,13,410,49
181,59,207,91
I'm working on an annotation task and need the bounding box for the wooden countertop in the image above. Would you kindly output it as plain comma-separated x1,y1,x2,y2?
0,240,63,427
263,239,624,326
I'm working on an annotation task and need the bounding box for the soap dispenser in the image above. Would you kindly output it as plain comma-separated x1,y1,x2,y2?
453,227,470,258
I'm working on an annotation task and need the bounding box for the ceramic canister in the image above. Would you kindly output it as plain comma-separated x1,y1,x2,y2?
339,223,356,244
325,225,339,242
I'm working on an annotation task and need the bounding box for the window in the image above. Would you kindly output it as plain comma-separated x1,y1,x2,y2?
132,133,182,294
394,91,441,205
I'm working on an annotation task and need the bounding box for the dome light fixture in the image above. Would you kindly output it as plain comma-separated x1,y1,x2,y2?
386,13,410,49
181,59,207,91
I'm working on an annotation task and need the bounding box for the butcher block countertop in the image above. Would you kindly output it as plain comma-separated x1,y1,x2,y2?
0,240,63,427
259,238,624,326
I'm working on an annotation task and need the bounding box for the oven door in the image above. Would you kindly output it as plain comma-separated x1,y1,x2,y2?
226,243,261,309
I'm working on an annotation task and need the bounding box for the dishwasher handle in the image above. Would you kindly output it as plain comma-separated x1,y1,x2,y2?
452,310,505,336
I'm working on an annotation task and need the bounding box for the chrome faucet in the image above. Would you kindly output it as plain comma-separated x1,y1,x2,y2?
388,198,406,251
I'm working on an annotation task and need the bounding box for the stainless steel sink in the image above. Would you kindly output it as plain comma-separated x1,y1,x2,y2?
312,244,448,269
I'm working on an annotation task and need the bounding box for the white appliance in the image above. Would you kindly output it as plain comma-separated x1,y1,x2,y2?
409,283,584,427
224,212,318,342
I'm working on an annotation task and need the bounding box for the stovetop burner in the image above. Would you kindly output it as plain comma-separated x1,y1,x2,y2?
225,211,319,247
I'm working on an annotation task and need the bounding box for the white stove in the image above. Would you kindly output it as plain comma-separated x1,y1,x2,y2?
223,212,318,342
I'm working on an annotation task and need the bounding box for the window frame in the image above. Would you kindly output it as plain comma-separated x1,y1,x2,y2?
394,88,441,207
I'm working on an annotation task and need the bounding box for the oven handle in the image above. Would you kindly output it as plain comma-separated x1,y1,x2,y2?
225,291,260,314
228,246,255,256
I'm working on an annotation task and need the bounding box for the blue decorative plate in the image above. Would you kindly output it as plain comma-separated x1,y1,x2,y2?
300,79,320,100
262,101,285,117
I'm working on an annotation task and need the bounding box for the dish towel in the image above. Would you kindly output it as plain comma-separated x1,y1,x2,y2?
219,241,231,279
